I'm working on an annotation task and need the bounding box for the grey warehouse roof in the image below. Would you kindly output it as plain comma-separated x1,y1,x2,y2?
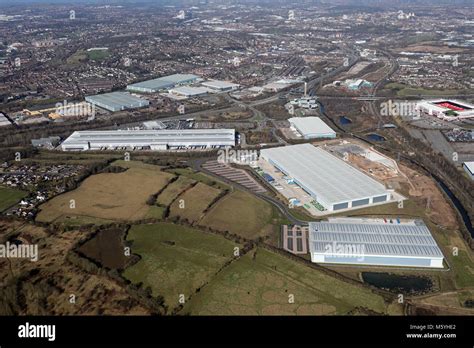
85,92,148,110
309,221,443,258
127,74,199,91
62,129,235,146
260,143,389,205
289,117,336,137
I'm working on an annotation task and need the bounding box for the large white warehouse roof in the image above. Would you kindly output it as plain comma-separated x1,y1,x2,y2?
201,80,240,91
289,117,336,139
85,92,149,112
260,143,391,210
308,220,444,268
61,129,235,151
126,74,199,92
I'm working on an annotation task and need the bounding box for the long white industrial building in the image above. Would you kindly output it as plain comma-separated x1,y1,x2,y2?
308,219,444,268
85,92,149,112
126,74,199,93
260,143,392,211
288,117,336,139
61,129,235,151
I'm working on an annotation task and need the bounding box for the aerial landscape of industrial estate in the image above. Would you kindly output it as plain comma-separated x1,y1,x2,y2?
0,0,473,332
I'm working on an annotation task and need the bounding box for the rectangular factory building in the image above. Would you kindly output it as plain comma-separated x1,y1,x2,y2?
260,143,392,212
308,220,444,268
288,117,336,139
85,92,149,112
61,129,235,151
201,80,240,91
169,86,209,98
126,74,199,93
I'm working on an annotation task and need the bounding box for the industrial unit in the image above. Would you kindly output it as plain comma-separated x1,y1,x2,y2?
463,161,474,180
260,143,392,211
308,220,444,268
288,117,336,139
169,86,209,98
342,79,373,90
201,80,240,91
61,129,235,151
126,74,199,93
85,92,149,112
417,99,474,121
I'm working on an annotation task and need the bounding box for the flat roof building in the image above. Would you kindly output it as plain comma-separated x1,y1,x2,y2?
260,143,392,212
85,92,149,112
288,117,336,139
126,74,199,93
308,219,444,268
169,86,209,98
61,129,235,151
201,80,240,91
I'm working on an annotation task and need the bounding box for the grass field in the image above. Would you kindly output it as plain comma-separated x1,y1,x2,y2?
145,205,167,220
22,151,121,166
66,50,88,65
36,163,173,223
0,186,28,212
183,248,388,315
167,168,230,190
169,182,222,223
448,250,474,289
54,215,115,227
122,223,238,310
383,83,471,97
156,177,196,207
199,190,275,238
87,49,109,61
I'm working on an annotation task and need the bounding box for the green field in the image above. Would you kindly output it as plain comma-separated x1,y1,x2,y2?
122,223,238,310
169,182,222,223
183,248,388,315
156,177,196,207
66,50,88,65
87,49,109,61
448,250,474,289
199,190,275,238
0,186,28,212
145,205,167,220
167,168,230,190
383,83,471,97
36,162,173,223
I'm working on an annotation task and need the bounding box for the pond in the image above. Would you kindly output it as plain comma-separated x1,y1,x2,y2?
339,116,352,125
366,133,386,142
362,272,433,295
